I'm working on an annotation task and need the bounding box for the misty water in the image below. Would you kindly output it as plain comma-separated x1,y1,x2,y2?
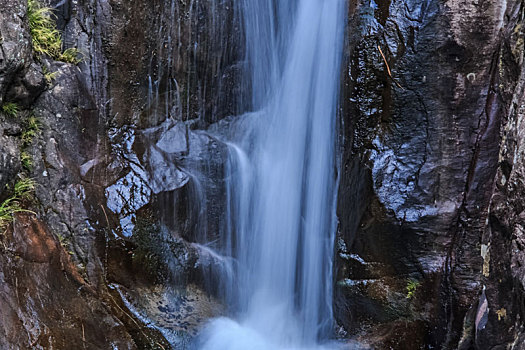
198,0,346,349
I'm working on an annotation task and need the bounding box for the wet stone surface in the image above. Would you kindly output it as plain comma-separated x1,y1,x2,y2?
1,0,525,348
335,0,525,348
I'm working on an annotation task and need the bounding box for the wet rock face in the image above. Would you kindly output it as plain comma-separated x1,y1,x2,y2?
91,5,238,339
103,0,244,127
104,117,228,241
0,213,137,349
481,60,525,349
0,0,34,105
2,0,525,348
336,0,525,348
0,0,44,194
0,0,237,348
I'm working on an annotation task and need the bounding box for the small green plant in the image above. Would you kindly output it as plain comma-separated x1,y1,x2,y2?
56,232,70,250
42,65,58,83
20,151,33,171
14,178,35,200
27,0,81,64
406,278,420,299
21,115,41,145
2,102,19,117
28,0,62,59
60,48,81,64
0,178,36,231
20,115,40,171
0,197,22,230
44,70,58,83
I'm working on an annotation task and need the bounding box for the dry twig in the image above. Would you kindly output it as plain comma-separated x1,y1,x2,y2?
377,45,404,89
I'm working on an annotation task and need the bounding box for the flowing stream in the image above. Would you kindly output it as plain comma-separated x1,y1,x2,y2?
199,0,345,348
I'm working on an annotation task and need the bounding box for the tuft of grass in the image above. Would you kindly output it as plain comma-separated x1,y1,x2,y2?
20,114,41,172
27,0,81,64
20,151,33,171
0,178,36,231
406,278,420,299
0,198,22,230
60,48,81,64
42,65,58,83
44,70,58,83
2,102,19,117
14,177,35,201
21,115,41,146
28,0,62,59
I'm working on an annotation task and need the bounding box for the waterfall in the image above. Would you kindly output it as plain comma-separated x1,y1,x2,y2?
200,0,345,348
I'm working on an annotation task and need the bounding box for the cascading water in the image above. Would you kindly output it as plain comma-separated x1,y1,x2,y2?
200,0,345,348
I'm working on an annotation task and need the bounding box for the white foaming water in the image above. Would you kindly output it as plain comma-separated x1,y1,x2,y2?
200,0,345,348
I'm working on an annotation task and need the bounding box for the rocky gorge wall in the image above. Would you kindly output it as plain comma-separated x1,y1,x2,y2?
0,0,241,348
335,0,525,349
0,0,524,349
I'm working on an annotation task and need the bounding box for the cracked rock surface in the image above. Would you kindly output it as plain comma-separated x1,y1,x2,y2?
335,0,525,348
0,0,238,348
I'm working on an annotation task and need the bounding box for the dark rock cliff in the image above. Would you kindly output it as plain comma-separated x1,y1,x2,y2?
335,0,525,349
0,0,240,348
1,0,525,349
